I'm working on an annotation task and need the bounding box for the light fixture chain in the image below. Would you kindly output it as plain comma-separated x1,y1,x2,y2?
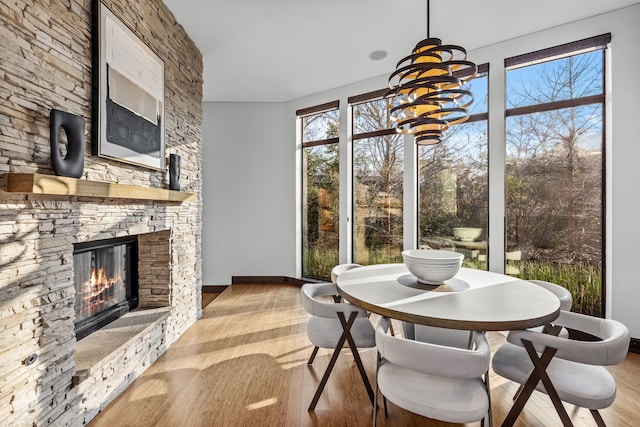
427,0,430,38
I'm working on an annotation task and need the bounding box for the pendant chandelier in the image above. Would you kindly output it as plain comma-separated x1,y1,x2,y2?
386,0,477,145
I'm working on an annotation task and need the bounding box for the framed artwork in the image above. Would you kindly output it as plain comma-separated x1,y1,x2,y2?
92,1,165,170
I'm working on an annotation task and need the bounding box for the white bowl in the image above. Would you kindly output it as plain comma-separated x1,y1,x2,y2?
453,227,483,242
402,249,464,285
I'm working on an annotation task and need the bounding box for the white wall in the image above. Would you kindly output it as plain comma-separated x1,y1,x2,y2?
202,102,291,285
202,4,640,336
605,5,640,333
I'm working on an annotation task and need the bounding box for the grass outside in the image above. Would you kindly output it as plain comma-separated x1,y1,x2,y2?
511,260,602,317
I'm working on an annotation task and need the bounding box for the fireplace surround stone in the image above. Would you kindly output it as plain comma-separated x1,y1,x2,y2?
0,0,203,425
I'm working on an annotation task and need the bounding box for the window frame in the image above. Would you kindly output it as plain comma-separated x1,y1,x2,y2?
504,34,610,316
298,100,340,279
348,90,405,265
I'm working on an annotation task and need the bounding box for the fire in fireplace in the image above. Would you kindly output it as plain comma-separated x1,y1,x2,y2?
73,236,139,340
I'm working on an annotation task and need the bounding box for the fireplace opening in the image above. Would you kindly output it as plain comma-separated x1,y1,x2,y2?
73,236,139,340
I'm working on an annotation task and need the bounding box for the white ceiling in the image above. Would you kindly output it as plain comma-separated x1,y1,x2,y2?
163,0,639,103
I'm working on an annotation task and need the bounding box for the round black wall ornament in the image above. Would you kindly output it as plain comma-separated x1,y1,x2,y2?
50,109,85,178
169,153,181,191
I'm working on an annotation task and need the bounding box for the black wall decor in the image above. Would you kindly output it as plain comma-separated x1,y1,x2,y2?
105,95,161,155
50,109,86,178
169,153,181,191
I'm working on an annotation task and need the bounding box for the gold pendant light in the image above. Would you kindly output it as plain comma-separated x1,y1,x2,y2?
386,0,477,145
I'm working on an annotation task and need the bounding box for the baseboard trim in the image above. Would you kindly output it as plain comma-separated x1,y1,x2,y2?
231,276,309,286
629,337,640,354
202,285,227,293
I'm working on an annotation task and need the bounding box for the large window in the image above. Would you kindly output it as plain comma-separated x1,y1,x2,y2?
296,35,609,307
351,91,404,265
298,101,340,279
505,35,609,316
418,65,489,270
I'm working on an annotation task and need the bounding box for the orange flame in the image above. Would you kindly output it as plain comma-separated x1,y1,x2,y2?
82,268,122,303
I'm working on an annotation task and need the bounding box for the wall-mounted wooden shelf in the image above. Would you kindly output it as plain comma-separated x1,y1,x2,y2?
3,173,195,202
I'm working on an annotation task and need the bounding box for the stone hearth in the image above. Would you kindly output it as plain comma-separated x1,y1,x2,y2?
73,306,171,385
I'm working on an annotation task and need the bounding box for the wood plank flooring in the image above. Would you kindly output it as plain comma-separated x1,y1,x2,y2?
89,284,640,427
201,291,219,309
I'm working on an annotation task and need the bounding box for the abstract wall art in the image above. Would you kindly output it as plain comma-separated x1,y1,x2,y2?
92,1,165,170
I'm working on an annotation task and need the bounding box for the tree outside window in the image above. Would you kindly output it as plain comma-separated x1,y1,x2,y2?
352,97,404,265
506,49,605,316
300,105,339,279
418,69,489,270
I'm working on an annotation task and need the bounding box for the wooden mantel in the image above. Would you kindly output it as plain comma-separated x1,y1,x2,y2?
3,173,195,202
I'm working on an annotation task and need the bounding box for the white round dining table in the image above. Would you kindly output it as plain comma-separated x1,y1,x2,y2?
336,264,561,331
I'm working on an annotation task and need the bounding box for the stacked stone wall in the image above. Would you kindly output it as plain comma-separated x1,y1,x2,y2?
0,0,203,425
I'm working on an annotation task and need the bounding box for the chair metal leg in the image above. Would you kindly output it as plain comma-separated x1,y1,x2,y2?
338,311,375,406
512,324,563,401
308,339,343,410
307,313,355,410
512,383,523,402
502,340,574,427
373,352,381,427
590,409,606,427
373,390,378,426
522,340,573,427
484,368,493,427
307,346,319,365
502,341,558,426
308,311,373,411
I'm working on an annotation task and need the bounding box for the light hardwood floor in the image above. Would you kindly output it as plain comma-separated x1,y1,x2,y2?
89,284,640,427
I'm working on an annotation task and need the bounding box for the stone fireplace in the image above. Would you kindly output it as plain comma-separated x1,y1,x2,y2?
73,236,139,340
0,0,203,426
71,230,180,342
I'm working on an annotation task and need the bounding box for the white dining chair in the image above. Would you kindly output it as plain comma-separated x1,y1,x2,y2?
526,280,573,336
492,310,630,426
330,263,362,285
374,317,492,426
529,279,572,311
328,263,361,303
301,282,376,411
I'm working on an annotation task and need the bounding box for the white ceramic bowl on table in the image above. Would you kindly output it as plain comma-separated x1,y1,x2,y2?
402,249,464,285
